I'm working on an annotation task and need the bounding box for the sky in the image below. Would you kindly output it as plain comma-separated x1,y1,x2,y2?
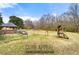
0,3,70,23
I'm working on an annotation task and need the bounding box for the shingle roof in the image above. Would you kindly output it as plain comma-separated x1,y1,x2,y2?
0,23,17,27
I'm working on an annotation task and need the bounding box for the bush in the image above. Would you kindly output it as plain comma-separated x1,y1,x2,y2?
25,43,54,54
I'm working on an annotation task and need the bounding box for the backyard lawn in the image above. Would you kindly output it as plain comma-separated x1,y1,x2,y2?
0,30,79,55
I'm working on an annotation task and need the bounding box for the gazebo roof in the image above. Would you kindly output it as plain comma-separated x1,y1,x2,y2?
0,23,17,27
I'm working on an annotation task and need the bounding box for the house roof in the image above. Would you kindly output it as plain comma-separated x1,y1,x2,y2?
0,23,17,27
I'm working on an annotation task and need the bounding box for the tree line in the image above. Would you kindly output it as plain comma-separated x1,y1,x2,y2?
33,3,79,32
0,3,79,32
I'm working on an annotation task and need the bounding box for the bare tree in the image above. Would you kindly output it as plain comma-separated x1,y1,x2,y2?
68,3,79,32
24,19,34,29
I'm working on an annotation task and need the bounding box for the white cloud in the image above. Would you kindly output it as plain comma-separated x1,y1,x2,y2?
18,16,40,21
2,16,9,23
2,16,40,23
0,3,17,9
52,13,58,17
52,13,57,16
0,3,18,13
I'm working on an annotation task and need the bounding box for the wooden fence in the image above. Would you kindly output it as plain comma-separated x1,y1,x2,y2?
0,30,17,34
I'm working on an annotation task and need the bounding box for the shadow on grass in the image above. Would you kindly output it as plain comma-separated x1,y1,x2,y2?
54,35,69,40
0,34,5,40
0,34,5,41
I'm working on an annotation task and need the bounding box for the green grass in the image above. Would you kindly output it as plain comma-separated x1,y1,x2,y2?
0,32,54,54
0,34,27,43
0,30,79,54
0,42,26,55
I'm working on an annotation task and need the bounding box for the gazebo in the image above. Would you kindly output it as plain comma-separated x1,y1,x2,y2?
0,23,17,34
